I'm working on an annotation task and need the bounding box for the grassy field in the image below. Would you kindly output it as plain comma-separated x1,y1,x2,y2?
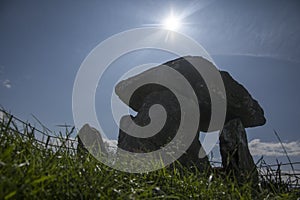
0,116,299,199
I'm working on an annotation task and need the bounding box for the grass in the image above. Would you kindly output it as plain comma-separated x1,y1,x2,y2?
0,114,299,199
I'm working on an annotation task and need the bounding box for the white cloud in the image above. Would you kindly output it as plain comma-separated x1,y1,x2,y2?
103,139,118,154
249,139,300,156
3,79,11,89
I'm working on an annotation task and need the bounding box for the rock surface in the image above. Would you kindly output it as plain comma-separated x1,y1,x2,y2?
219,119,259,185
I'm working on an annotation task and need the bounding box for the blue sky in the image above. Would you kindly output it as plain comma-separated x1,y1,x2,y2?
0,0,299,165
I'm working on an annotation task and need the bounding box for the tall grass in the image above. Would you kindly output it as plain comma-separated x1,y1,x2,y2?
0,112,299,199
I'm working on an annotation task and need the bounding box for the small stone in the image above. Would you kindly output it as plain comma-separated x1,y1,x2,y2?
77,124,107,158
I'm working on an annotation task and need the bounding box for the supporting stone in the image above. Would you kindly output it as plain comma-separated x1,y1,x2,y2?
117,90,211,172
219,118,259,186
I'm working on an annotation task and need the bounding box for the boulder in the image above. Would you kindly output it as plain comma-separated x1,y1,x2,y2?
115,56,266,131
219,118,259,185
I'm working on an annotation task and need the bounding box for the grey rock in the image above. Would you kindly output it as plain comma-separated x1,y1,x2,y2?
219,118,259,185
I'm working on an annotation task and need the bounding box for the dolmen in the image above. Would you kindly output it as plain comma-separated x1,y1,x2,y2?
115,56,266,183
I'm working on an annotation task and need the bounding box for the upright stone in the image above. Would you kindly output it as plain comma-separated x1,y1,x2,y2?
219,119,258,185
117,90,211,172
77,124,107,159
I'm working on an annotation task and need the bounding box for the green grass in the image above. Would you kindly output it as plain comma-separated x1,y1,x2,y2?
0,117,299,199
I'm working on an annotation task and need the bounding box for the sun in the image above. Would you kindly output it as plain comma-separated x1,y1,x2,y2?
163,15,181,31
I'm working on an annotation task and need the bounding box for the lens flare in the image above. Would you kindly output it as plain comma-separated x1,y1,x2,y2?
163,15,181,31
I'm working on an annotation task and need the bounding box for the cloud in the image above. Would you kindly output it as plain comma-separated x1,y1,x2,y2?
249,139,300,156
3,79,12,89
103,139,118,154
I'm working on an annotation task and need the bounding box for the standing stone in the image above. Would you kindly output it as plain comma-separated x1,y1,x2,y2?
77,124,107,159
117,90,211,172
219,119,259,185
